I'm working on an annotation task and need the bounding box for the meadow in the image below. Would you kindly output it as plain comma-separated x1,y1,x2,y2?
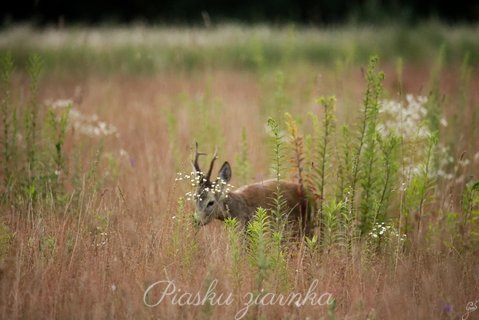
0,23,479,319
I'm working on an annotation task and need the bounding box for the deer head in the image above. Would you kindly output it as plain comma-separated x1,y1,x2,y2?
192,143,232,225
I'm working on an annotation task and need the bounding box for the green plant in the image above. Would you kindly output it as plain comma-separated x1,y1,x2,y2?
375,134,400,225
247,207,272,290
327,298,337,320
345,56,384,238
91,210,110,248
267,118,288,234
321,199,345,251
307,96,336,242
246,206,290,296
357,57,385,234
0,222,14,263
304,234,318,252
41,234,57,257
45,105,70,193
1,53,15,193
403,133,438,240
459,180,479,249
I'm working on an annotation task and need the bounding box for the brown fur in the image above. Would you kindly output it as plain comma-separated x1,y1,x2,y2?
228,180,304,220
227,179,310,235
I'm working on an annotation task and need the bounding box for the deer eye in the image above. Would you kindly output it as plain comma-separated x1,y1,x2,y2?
206,200,215,208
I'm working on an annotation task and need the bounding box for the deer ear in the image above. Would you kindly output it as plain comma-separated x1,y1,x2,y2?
218,161,232,183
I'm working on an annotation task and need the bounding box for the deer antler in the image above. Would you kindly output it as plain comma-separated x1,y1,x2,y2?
192,142,206,174
205,146,218,182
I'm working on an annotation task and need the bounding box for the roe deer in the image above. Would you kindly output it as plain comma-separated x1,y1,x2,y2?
192,143,310,235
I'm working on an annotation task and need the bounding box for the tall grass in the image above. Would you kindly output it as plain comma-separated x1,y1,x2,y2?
0,28,478,320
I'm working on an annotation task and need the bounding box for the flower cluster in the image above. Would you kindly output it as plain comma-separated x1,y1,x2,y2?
175,171,202,186
175,171,233,202
48,99,119,138
368,222,406,242
378,94,447,140
378,94,458,180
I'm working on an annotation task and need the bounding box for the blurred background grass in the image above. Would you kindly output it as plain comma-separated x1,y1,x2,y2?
1,23,478,75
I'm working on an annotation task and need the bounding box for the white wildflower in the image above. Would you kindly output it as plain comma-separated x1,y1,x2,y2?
379,95,431,140
51,99,73,109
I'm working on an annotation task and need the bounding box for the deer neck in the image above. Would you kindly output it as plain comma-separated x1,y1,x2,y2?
221,192,248,223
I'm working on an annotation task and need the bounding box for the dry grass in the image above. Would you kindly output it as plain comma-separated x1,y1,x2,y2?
1,53,479,320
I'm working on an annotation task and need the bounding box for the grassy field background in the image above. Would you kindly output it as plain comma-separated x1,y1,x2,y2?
1,23,479,74
0,23,479,319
